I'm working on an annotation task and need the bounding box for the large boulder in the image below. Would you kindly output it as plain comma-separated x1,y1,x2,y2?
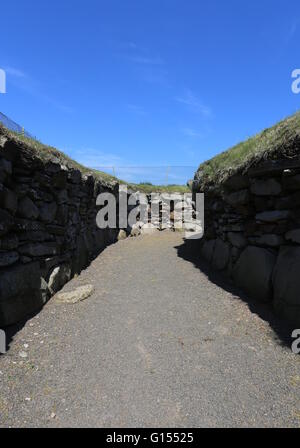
0,262,49,326
200,239,216,264
256,210,291,222
233,246,276,302
211,238,230,271
272,246,300,325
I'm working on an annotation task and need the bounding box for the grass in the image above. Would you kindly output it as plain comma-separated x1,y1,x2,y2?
131,183,190,194
196,111,300,187
0,123,190,193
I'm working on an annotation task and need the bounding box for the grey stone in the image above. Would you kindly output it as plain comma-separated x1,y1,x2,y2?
55,284,94,304
39,202,57,223
250,178,282,196
0,251,19,267
48,264,72,294
18,197,39,220
227,232,247,248
254,234,284,247
285,229,300,244
272,246,300,325
256,210,290,222
117,229,127,241
211,238,230,271
225,189,250,207
233,246,276,302
19,242,59,257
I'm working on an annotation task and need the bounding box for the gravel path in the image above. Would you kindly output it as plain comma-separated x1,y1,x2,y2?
0,232,299,427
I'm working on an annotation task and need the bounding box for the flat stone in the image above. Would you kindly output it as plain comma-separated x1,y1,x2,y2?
233,246,276,302
256,210,290,222
250,178,282,196
19,242,59,257
254,234,284,247
55,284,94,304
285,229,300,244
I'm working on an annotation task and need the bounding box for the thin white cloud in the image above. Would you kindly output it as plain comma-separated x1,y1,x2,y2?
175,89,212,117
129,56,164,65
181,127,203,138
4,66,26,78
70,148,123,169
3,65,73,114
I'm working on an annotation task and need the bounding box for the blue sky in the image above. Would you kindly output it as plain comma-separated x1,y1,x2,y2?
1,0,300,184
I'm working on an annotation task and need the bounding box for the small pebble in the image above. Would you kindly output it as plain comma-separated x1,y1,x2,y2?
19,351,28,358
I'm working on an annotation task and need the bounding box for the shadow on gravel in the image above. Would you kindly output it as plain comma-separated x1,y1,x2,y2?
175,238,295,350
0,308,41,355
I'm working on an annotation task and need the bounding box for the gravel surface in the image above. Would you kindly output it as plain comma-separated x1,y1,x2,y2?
0,232,299,428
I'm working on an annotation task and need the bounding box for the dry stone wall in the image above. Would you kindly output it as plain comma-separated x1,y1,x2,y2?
193,158,300,326
0,130,125,327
